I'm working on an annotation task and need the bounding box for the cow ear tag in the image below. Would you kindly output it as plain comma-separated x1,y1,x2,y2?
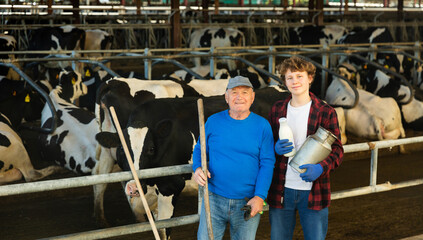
13,90,17,96
56,74,59,80
363,64,367,69
71,77,76,85
386,55,390,59
384,65,389,69
85,69,91,77
25,94,30,102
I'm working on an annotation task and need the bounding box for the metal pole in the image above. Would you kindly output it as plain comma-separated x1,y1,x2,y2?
197,98,214,240
109,107,161,240
370,148,378,188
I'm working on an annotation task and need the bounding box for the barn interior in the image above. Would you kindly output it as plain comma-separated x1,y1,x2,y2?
1,0,423,239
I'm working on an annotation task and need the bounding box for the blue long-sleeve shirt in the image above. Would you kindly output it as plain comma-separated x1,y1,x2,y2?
192,110,275,200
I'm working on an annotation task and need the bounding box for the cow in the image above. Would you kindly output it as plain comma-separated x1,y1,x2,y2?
188,27,245,70
93,77,201,226
0,78,45,128
337,27,400,73
334,107,347,145
83,29,113,68
95,86,290,239
288,25,348,46
325,76,406,152
337,62,412,104
38,68,99,175
27,25,85,69
0,34,20,80
0,79,62,185
165,64,271,89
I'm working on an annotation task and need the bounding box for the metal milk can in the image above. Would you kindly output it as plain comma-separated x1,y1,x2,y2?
289,126,337,173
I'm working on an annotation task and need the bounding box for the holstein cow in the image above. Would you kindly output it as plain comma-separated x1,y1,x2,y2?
165,64,271,89
83,29,113,68
0,79,62,184
338,62,412,104
189,27,245,70
337,27,400,73
288,25,348,45
0,34,20,80
39,68,99,174
0,78,45,128
325,76,406,152
27,25,85,69
95,86,290,239
93,77,201,226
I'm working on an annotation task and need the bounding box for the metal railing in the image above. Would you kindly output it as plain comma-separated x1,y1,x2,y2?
0,136,422,239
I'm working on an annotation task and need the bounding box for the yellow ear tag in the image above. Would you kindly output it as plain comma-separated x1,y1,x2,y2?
85,69,91,77
363,64,367,69
25,94,30,102
56,74,59,79
386,55,390,59
13,90,17,96
71,78,76,85
408,57,412,61
351,73,355,78
384,65,389,69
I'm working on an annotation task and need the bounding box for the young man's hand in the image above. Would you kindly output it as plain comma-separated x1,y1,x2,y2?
299,164,323,182
275,139,294,155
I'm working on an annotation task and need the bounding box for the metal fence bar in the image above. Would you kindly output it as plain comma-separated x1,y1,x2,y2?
331,179,423,200
41,214,200,240
0,164,192,197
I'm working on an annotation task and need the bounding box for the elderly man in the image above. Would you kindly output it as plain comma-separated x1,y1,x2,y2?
192,76,276,240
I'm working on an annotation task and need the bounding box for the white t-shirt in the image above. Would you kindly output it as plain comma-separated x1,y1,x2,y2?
284,100,313,190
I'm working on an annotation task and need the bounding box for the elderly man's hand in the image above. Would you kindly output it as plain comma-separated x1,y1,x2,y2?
193,167,211,186
246,196,264,218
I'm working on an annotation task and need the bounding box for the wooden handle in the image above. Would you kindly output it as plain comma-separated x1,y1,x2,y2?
109,106,161,240
197,98,214,240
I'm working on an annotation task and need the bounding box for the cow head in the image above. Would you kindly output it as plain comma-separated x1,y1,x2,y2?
337,63,362,89
57,68,88,103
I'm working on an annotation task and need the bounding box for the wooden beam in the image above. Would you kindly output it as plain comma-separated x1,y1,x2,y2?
315,0,323,26
72,0,80,24
136,0,141,15
171,0,181,48
398,0,404,21
202,0,209,23
47,0,53,15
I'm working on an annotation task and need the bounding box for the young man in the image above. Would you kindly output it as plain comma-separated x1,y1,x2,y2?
192,76,276,240
268,56,344,240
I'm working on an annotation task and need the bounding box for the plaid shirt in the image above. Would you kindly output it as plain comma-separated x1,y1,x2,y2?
267,92,343,210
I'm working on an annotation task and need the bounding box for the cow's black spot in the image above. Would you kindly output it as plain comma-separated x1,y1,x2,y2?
76,164,84,175
7,164,13,170
199,30,212,48
85,157,96,169
0,133,11,147
0,160,4,170
229,34,242,46
67,108,95,125
214,28,226,39
134,90,156,103
69,157,76,169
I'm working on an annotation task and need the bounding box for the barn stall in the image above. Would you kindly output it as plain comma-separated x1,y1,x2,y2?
1,0,423,239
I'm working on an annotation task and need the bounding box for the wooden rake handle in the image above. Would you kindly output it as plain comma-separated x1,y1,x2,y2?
197,98,214,240
109,106,161,240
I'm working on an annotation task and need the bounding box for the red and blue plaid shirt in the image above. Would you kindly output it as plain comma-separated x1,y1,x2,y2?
267,92,343,210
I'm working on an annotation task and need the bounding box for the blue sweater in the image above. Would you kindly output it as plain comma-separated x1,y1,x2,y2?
192,110,275,200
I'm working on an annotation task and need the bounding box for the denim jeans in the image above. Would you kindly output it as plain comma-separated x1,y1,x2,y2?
269,187,328,240
197,191,261,240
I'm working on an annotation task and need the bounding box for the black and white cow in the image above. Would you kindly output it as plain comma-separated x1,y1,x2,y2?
95,86,290,239
27,26,85,69
0,79,62,184
39,68,98,174
93,77,201,226
83,29,113,68
337,62,412,104
0,78,45,128
337,27,400,73
325,76,406,149
189,27,245,70
165,64,272,89
0,34,20,80
288,25,348,45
